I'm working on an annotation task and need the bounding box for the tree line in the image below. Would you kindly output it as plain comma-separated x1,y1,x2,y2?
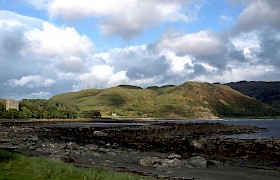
0,99,101,120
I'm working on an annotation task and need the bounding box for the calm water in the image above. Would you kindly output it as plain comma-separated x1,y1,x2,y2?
169,119,280,139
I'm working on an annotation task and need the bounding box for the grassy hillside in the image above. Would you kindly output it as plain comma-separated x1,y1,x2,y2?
50,82,280,118
227,81,280,111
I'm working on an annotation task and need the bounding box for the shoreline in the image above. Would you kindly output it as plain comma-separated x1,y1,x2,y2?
1,120,280,179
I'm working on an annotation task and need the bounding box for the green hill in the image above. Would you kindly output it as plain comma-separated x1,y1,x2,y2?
50,82,280,119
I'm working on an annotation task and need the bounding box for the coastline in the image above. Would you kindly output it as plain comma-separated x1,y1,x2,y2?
1,120,280,179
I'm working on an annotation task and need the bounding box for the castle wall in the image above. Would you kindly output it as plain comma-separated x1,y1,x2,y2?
6,99,19,111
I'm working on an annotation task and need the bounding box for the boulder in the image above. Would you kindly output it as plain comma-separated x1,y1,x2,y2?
92,152,102,157
138,157,161,167
207,160,223,167
185,156,207,168
99,148,110,153
162,158,184,169
107,152,117,156
190,140,205,152
167,153,181,159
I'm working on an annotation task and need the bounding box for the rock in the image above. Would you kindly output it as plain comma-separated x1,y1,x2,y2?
93,131,108,136
107,152,116,156
185,156,207,168
74,150,81,155
153,164,169,172
105,160,114,164
61,156,76,162
87,144,98,151
112,143,119,148
99,148,110,153
162,158,184,169
138,157,161,167
92,152,101,157
66,142,79,149
167,153,181,159
190,140,205,152
207,160,223,167
29,136,39,141
0,145,19,150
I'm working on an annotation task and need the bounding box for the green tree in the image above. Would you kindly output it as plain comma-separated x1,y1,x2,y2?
89,110,101,119
79,110,101,119
20,107,32,119
3,109,20,119
0,102,5,118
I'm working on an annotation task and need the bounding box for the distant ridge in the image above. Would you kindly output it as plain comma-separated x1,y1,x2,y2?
227,81,280,111
146,85,176,90
117,85,143,89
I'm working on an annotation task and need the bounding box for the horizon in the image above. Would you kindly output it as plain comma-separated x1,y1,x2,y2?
1,0,280,99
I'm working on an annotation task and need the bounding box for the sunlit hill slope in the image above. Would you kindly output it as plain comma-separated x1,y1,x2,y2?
50,82,280,118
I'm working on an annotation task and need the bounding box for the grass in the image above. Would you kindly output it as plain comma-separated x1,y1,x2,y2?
0,150,153,180
49,82,280,118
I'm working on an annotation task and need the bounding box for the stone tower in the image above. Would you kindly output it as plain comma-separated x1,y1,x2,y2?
6,99,20,111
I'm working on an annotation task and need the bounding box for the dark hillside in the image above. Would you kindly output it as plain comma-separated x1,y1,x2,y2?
227,81,280,111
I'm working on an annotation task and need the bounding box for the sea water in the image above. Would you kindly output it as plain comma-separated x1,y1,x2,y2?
172,119,280,139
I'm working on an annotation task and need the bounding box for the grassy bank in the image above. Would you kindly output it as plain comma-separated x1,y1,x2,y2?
0,150,152,180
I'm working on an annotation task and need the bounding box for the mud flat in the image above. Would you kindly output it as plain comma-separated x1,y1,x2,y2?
0,121,280,179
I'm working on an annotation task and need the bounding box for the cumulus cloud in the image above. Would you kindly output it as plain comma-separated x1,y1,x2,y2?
22,22,93,57
1,1,280,99
74,65,128,90
234,0,280,33
153,31,225,57
26,91,52,99
230,31,260,60
192,63,276,83
6,75,55,88
0,10,95,98
57,56,85,73
27,0,194,39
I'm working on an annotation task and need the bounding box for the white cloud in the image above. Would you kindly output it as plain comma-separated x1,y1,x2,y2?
220,15,233,23
154,31,225,57
6,75,55,88
230,31,260,59
0,11,96,98
163,50,192,74
27,0,194,39
25,91,52,99
192,63,276,83
234,0,280,33
74,65,129,90
0,10,44,29
57,56,85,73
22,22,93,57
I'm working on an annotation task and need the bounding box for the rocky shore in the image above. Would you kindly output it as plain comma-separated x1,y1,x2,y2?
0,120,280,179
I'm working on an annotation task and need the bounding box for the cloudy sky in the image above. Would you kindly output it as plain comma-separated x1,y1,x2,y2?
1,0,280,99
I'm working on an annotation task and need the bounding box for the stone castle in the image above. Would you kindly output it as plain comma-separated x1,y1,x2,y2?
6,99,20,111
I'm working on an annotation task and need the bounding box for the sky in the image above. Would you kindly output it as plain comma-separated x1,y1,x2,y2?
0,0,280,99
